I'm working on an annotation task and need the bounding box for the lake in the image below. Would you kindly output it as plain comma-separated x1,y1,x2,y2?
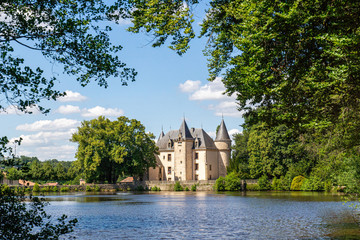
42,191,360,239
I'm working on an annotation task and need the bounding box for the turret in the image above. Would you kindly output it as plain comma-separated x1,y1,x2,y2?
214,119,231,177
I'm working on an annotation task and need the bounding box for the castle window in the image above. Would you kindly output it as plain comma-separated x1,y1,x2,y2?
163,156,165,160
195,152,199,159
168,154,171,161
168,178,171,181
178,142,182,146
195,163,199,170
209,165,212,171
209,175,212,180
159,168,162,174
168,167,171,174
195,175,198,180
180,161,182,164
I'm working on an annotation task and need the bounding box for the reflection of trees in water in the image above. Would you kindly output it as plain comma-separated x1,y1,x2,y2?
322,208,360,239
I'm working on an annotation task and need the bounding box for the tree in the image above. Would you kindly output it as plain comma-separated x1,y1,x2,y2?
71,116,158,183
42,161,55,181
247,124,311,178
228,131,250,178
54,163,67,181
0,185,77,239
29,159,43,180
0,0,138,116
6,167,23,180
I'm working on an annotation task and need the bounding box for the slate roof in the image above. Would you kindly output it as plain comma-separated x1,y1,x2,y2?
157,120,217,150
215,119,231,141
179,119,193,140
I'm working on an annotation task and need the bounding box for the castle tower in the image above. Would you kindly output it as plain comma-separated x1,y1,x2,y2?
174,119,194,181
214,119,231,177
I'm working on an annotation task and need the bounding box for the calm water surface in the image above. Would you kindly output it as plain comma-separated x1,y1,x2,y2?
43,191,360,239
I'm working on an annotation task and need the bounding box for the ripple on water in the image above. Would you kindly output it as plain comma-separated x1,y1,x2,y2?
42,192,359,239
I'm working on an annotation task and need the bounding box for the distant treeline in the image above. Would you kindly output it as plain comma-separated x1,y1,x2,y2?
1,156,78,184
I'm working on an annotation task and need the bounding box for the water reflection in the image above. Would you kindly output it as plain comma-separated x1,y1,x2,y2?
42,191,360,239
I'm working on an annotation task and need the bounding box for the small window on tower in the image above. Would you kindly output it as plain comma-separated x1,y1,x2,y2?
168,167,171,174
168,154,171,161
195,152,199,159
209,165,212,171
195,163,199,170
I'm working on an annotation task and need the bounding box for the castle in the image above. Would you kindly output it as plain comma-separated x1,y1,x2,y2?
148,119,231,181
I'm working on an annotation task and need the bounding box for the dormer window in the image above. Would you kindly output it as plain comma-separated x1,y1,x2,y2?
194,138,200,148
168,139,173,148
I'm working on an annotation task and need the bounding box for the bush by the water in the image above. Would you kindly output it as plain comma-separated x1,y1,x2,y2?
174,181,183,191
32,183,40,192
258,175,271,190
291,176,306,191
225,172,242,191
246,184,260,191
214,176,226,191
191,184,197,191
151,186,161,191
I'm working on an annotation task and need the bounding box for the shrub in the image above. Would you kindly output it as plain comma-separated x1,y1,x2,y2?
279,176,291,190
271,177,281,190
214,176,226,191
0,185,77,239
246,184,260,191
290,176,306,191
85,185,92,192
60,187,70,192
151,186,161,191
174,181,183,191
258,175,271,190
225,172,242,191
41,186,50,192
191,184,197,191
136,185,145,191
184,187,190,191
324,180,333,192
52,186,58,192
33,183,40,192
94,185,100,192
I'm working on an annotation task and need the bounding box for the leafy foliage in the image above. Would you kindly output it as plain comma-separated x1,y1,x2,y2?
71,116,158,183
290,176,306,191
0,0,137,115
224,172,242,191
0,184,77,239
174,181,183,191
214,176,225,191
258,175,271,191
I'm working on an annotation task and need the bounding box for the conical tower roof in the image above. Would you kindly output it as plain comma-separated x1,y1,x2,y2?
157,130,165,142
215,119,230,141
179,119,193,140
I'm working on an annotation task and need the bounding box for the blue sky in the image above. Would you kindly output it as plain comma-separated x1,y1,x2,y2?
1,8,244,161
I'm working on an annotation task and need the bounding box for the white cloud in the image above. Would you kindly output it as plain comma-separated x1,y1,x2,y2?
16,144,77,161
179,80,201,93
16,118,80,132
81,106,124,118
209,101,243,118
58,90,87,102
57,105,81,114
229,128,241,138
0,105,42,115
10,129,76,147
189,77,233,101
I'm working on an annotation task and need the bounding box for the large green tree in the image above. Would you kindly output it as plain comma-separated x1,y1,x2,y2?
71,116,158,183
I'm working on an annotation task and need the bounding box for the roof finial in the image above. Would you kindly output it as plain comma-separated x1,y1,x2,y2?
222,113,224,120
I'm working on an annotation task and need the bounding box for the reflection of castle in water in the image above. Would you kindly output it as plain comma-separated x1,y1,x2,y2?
148,119,231,181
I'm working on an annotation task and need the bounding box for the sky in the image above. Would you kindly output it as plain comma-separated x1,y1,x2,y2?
0,5,244,161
